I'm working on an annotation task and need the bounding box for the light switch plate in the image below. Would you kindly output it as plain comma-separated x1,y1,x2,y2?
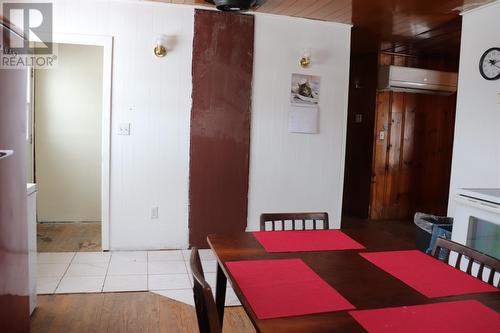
118,123,131,135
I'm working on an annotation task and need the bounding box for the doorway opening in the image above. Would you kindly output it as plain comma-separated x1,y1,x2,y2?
28,35,112,252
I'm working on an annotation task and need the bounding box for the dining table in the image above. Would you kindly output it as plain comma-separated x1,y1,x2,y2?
207,227,500,333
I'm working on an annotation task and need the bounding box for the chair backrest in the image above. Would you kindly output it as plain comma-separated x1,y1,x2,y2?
260,212,329,231
431,238,500,288
190,247,222,333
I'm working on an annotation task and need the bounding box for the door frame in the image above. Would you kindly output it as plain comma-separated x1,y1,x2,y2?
51,33,113,250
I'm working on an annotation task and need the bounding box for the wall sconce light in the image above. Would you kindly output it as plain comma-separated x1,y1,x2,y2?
153,34,168,58
299,48,311,68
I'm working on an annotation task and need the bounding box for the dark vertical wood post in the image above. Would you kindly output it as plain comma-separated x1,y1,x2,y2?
342,53,379,219
189,10,254,247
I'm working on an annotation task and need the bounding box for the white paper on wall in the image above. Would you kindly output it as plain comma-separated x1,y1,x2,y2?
288,105,319,134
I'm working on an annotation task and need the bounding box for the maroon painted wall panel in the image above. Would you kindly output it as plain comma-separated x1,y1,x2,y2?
189,10,254,247
0,25,30,332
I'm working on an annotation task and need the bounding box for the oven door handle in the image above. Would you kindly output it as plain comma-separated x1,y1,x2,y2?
455,195,500,215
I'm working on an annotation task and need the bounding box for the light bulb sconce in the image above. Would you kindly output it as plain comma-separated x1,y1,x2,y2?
154,34,168,58
299,48,311,68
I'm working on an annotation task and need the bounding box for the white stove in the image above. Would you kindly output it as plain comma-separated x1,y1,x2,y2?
453,188,500,259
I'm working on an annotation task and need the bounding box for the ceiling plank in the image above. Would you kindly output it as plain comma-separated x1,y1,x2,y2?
152,0,496,56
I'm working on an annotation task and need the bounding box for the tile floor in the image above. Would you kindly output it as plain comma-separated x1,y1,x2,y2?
37,249,240,306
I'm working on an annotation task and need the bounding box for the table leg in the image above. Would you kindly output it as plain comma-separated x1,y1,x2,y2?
215,262,227,325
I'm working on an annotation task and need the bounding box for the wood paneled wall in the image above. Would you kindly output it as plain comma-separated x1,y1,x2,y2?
412,94,456,216
343,50,458,221
188,10,254,247
368,54,457,220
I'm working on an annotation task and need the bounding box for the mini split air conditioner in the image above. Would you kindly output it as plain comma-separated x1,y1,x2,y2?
205,0,257,11
378,65,458,95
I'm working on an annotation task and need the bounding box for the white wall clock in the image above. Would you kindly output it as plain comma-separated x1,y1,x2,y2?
479,47,500,80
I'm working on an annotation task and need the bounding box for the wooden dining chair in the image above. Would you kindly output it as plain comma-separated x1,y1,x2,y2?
260,212,329,231
190,247,222,333
431,238,500,288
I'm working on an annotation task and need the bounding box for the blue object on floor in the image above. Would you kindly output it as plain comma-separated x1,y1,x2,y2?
426,224,453,260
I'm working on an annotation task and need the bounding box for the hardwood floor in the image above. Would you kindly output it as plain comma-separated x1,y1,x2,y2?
37,222,101,252
341,216,416,248
31,292,256,333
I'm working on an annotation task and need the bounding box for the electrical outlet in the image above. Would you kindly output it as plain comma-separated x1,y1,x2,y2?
150,207,159,219
118,123,131,135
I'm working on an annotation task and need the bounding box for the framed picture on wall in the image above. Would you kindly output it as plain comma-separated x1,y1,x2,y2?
290,73,320,107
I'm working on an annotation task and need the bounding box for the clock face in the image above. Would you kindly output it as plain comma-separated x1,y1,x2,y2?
479,47,500,80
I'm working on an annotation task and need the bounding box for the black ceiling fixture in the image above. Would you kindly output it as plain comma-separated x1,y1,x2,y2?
205,0,258,12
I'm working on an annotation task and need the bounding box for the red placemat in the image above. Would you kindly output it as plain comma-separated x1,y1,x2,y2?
349,300,500,333
252,230,365,253
226,258,355,319
360,250,499,298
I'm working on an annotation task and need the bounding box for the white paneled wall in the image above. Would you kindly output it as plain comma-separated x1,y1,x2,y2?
247,14,352,230
448,2,500,216
52,0,194,249
50,0,352,248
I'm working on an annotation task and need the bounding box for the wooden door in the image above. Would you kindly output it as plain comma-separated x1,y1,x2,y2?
188,10,254,247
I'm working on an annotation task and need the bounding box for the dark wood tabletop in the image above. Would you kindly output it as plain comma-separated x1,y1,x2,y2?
207,227,500,333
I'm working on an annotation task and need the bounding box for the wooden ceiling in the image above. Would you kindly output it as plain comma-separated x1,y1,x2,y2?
154,0,496,56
